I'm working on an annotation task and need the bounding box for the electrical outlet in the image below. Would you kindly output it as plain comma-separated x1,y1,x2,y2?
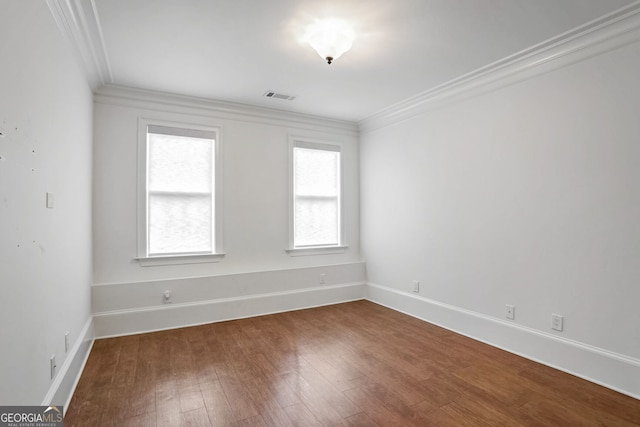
163,290,172,304
50,355,56,379
505,304,515,320
412,280,420,293
65,332,70,353
552,314,564,331
319,273,326,285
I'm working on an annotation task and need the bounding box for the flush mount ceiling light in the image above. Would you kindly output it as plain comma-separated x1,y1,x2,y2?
305,18,355,64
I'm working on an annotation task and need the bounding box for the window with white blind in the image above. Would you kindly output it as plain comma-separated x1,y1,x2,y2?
137,120,223,265
288,138,346,255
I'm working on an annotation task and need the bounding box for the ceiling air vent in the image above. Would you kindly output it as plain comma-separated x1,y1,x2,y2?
263,91,296,101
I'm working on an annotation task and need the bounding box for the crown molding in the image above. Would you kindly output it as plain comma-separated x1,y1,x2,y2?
359,1,640,133
46,0,112,89
94,84,359,136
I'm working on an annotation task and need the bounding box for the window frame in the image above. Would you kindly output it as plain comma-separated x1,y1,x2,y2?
136,117,224,266
287,135,347,256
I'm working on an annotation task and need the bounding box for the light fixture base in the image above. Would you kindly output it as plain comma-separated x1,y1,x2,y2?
326,56,334,65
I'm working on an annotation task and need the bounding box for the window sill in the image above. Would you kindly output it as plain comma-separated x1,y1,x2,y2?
135,253,225,267
285,246,348,257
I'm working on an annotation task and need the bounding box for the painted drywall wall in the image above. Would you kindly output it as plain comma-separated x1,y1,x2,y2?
361,32,640,364
0,1,93,405
92,87,362,322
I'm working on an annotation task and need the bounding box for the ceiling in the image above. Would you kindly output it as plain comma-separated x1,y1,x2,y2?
86,0,635,122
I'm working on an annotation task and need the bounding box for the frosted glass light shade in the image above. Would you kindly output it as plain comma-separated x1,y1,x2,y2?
306,19,354,64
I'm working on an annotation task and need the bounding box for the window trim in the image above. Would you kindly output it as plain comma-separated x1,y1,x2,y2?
287,135,347,256
136,117,225,266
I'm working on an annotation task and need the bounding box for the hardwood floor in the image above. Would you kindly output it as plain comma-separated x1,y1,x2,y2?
65,301,640,426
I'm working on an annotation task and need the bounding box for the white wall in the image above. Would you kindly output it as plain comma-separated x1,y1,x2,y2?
0,1,93,405
361,19,640,394
92,86,364,334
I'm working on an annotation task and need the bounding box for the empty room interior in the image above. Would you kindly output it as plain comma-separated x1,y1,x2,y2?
2,0,640,425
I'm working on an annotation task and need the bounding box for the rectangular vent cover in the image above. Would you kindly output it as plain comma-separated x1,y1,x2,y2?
264,91,296,101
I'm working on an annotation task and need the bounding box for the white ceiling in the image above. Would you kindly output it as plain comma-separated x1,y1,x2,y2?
89,0,635,122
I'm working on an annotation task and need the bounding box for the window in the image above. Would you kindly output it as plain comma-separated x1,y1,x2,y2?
288,138,346,255
137,120,223,265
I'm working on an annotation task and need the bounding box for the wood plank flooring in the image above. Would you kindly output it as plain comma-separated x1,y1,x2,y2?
65,301,640,426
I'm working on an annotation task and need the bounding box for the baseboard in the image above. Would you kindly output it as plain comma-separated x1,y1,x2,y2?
41,316,95,411
366,283,640,400
94,282,366,338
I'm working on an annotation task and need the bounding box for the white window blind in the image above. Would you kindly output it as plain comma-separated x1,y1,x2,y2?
293,142,341,247
146,125,216,256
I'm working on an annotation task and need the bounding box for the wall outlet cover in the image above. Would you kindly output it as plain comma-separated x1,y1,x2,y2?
505,304,515,320
552,314,564,331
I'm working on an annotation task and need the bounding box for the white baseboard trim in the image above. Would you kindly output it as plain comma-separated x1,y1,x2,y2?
366,283,640,400
41,316,95,411
94,282,367,338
